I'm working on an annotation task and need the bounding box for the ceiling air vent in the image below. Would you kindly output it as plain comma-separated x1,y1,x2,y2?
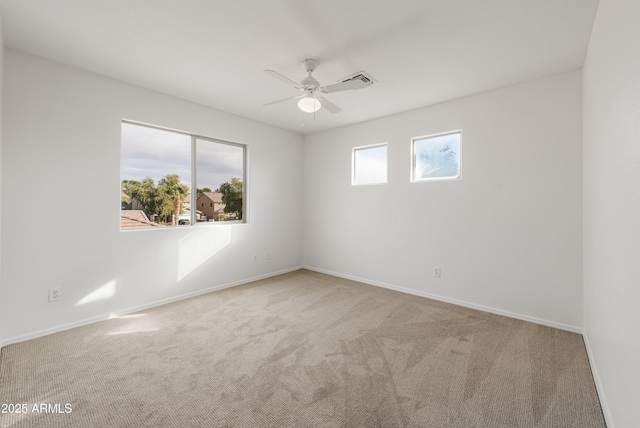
340,71,377,88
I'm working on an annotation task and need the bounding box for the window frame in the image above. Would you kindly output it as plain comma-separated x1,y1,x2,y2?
351,143,388,186
120,120,247,230
411,130,462,183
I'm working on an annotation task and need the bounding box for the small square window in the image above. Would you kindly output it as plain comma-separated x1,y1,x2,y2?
352,144,387,185
412,132,461,181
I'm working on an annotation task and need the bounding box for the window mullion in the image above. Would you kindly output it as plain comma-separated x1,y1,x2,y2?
191,135,197,225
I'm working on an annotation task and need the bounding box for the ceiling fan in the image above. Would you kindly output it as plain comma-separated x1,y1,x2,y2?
263,59,373,114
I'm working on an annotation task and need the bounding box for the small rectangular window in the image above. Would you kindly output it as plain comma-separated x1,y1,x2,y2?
352,144,387,185
412,131,461,181
121,121,245,229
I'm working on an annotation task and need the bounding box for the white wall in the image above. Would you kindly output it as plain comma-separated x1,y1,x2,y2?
303,71,583,331
0,50,304,345
583,0,640,426
0,14,4,344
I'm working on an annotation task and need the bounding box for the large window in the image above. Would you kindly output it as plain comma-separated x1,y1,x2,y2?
120,121,245,230
412,131,461,181
352,143,387,185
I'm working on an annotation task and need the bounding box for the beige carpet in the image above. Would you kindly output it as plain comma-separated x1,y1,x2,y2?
0,269,605,427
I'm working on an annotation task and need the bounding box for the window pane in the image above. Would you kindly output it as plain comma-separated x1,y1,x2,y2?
121,122,246,229
353,144,387,185
413,132,461,181
121,123,191,229
195,139,244,222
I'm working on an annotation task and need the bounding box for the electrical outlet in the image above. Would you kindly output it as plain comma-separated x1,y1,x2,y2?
434,267,441,277
252,254,258,263
49,287,62,302
266,252,272,261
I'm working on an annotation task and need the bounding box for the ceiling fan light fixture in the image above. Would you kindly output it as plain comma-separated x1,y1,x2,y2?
298,96,321,113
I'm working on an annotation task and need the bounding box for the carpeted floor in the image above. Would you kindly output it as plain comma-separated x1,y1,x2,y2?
0,269,605,427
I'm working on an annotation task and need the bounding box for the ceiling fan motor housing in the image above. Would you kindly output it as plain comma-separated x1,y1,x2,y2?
301,76,320,89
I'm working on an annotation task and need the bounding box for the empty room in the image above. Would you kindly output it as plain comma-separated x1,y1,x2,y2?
0,1,638,427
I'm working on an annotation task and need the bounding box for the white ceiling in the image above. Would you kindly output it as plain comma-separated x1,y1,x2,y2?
0,0,599,135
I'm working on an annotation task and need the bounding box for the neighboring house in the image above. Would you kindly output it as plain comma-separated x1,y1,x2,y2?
121,210,159,229
196,192,226,221
121,192,143,211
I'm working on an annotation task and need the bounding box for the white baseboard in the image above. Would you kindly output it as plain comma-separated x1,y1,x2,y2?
0,266,303,349
582,330,614,428
301,265,583,334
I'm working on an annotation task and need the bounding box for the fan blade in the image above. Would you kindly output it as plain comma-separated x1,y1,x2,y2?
264,70,301,88
320,79,368,93
262,95,301,107
318,97,341,113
